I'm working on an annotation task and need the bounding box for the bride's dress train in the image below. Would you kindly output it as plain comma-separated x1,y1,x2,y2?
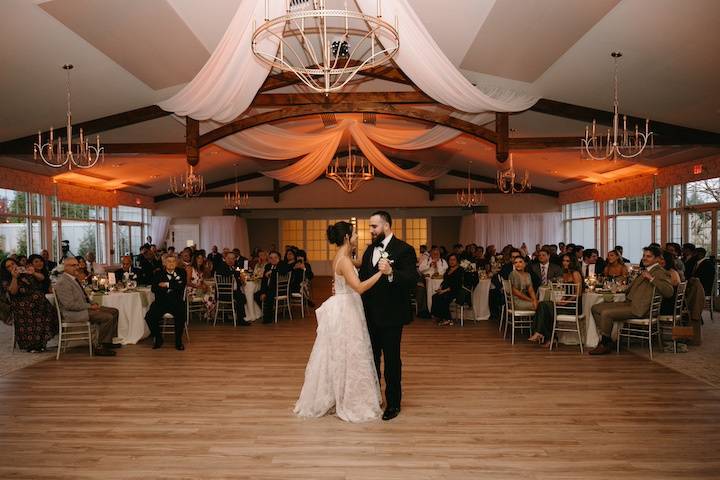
294,274,382,422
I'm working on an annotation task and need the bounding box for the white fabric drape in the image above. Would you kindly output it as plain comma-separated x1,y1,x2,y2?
460,213,562,248
157,0,282,122
150,216,171,248
158,0,537,121
355,0,538,113
200,216,250,256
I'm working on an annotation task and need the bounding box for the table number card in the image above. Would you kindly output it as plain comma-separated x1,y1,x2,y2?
108,272,116,286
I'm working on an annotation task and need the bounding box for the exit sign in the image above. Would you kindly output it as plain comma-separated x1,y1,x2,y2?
693,164,703,175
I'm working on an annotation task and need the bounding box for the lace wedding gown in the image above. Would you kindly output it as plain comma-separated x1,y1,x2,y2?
294,273,382,422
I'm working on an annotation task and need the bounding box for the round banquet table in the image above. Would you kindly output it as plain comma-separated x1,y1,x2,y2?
537,287,625,347
243,279,262,321
91,288,153,344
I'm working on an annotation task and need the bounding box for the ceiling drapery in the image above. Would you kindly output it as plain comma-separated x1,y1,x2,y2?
158,0,538,122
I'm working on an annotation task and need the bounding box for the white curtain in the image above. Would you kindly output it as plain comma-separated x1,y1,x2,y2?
460,213,562,248
200,216,250,257
158,0,537,121
150,216,171,248
355,0,538,113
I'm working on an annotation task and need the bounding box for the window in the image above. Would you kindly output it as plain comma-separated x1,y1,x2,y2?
53,199,109,263
606,190,660,263
0,189,45,257
112,205,152,261
562,201,597,248
404,218,428,256
280,220,304,253
686,178,720,206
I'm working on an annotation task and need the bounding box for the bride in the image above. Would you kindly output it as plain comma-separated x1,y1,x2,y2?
294,221,385,422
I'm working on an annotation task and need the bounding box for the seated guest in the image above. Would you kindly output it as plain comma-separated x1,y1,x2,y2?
489,248,522,320
179,248,192,269
291,250,314,295
254,251,289,323
603,250,629,282
41,249,57,271
530,253,583,346
85,251,104,274
28,254,51,294
463,244,477,262
75,256,89,280
665,242,685,274
252,250,268,277
508,255,538,314
207,245,223,269
419,247,448,277
137,244,161,285
690,248,716,298
658,250,683,315
215,253,251,326
1,257,58,353
431,253,464,326
114,255,141,283
202,258,216,280
574,245,585,264
590,246,674,355
484,244,497,264
580,249,604,278
439,245,449,260
473,245,488,270
529,247,562,291
185,252,216,322
145,254,187,350
681,243,697,276
54,257,118,356
232,248,248,269
548,244,562,266
614,245,631,264
418,244,430,265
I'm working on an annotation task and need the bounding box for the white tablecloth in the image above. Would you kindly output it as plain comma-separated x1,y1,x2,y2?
243,280,262,321
95,289,153,345
472,279,491,320
538,287,625,347
426,277,444,311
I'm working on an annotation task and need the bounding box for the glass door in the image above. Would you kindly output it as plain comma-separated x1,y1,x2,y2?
116,222,143,259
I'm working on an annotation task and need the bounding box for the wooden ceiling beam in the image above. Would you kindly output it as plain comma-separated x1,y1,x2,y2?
530,98,720,145
258,63,413,93
252,91,435,107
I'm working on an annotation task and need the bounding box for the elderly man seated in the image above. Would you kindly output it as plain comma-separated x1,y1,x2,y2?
54,257,119,356
145,253,187,350
114,255,141,284
589,245,674,355
215,252,251,326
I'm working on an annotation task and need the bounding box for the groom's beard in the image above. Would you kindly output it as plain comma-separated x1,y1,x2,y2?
371,232,386,248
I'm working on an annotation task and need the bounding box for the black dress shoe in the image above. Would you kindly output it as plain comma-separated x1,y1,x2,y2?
238,320,252,326
152,338,164,349
382,407,401,421
103,343,123,349
175,344,185,351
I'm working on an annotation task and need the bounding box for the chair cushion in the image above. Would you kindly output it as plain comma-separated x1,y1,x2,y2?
162,313,174,319
556,314,585,322
291,293,303,298
657,315,675,322
625,318,656,325
512,310,535,316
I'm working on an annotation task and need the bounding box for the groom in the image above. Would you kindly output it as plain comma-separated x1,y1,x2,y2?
359,211,417,421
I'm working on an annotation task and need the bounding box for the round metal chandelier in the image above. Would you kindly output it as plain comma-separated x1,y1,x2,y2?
496,154,530,194
326,140,375,193
252,0,400,94
456,161,484,207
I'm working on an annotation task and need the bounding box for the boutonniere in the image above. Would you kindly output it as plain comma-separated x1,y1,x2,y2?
379,249,394,264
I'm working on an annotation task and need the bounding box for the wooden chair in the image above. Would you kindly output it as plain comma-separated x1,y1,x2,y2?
274,273,292,323
617,288,663,360
501,278,534,344
214,274,237,326
51,289,93,360
289,270,306,318
658,281,687,354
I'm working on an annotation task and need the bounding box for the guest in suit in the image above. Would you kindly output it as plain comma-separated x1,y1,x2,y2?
114,255,141,284
232,248,248,270
137,245,161,285
690,248,716,297
603,250,629,282
54,257,118,356
430,253,464,326
215,253,251,326
614,245,631,264
590,245,674,355
254,251,289,323
682,243,697,276
580,249,605,278
529,247,563,291
145,254,187,350
207,245,223,269
41,249,57,272
85,251,104,275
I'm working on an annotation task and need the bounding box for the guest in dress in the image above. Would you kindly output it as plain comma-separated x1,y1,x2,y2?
215,253,251,326
0,257,58,353
529,254,583,346
603,250,629,282
431,253,464,326
292,249,314,297
186,252,216,321
28,254,51,294
75,256,89,282
508,256,538,313
659,250,684,315
252,250,268,278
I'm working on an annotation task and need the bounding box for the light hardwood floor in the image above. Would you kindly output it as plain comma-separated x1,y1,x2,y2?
1,279,719,479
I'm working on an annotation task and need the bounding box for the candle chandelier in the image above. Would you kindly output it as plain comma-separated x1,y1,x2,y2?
225,164,250,209
326,140,375,193
34,64,104,169
456,161,484,207
497,154,530,194
581,52,653,161
252,0,399,94
170,165,205,199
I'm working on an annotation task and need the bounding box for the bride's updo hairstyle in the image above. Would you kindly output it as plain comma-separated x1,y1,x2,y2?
327,221,353,246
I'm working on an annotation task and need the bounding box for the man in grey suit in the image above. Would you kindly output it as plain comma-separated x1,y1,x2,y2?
54,257,119,357
529,247,563,291
589,245,674,355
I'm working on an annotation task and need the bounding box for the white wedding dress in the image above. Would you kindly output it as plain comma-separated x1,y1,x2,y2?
294,272,382,422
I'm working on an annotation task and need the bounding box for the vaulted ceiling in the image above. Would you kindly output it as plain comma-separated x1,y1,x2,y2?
1,0,719,199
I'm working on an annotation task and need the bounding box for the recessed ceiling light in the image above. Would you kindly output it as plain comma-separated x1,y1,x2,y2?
149,174,160,179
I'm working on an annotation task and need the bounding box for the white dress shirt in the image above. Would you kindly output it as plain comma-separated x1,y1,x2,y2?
371,233,394,266
582,262,596,277
419,256,448,276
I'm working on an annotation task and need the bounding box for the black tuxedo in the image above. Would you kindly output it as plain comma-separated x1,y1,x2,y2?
358,235,417,409
145,268,186,346
529,260,563,291
691,257,717,296
114,266,141,282
254,262,290,322
207,251,223,268
137,254,161,285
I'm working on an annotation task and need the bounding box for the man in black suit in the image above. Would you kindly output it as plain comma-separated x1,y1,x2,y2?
207,245,223,269
358,211,417,421
114,255,141,283
145,254,187,350
581,249,605,278
682,243,697,276
137,244,161,285
690,248,717,297
215,253,251,326
529,247,563,291
254,251,289,323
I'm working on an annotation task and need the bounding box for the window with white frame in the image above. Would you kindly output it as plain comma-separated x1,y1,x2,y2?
0,188,44,257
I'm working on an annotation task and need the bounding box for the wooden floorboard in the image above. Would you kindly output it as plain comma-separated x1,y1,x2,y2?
1,279,719,479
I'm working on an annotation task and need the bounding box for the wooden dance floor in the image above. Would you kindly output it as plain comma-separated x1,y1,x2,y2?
1,283,719,479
